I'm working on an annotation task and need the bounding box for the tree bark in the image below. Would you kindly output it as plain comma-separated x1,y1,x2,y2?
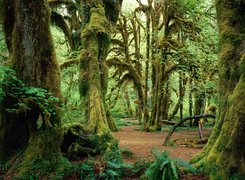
189,68,194,127
63,0,122,158
125,91,134,118
190,1,245,178
0,0,68,177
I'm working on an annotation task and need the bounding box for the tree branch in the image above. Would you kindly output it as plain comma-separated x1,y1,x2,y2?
60,58,78,70
163,114,216,146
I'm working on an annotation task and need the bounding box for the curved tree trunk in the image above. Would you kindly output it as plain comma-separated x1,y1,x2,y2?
0,0,68,177
190,1,245,178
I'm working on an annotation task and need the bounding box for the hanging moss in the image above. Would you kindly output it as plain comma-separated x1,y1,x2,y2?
74,0,122,159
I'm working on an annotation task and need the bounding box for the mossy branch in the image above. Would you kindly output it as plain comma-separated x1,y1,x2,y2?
48,0,76,7
51,11,74,50
60,58,78,70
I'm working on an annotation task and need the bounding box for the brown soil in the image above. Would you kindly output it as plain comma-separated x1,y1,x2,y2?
113,125,212,164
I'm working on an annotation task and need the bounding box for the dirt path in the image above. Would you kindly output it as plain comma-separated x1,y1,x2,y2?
113,125,212,163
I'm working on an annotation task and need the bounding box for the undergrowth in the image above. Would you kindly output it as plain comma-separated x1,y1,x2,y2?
1,145,197,179
142,149,197,180
63,145,149,179
0,66,63,115
62,147,196,179
114,119,138,127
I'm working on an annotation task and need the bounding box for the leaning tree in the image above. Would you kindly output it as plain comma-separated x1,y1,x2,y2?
0,0,69,177
190,0,245,179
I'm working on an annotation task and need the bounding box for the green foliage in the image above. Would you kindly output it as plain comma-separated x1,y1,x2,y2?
0,26,8,63
102,144,124,164
0,160,7,178
143,150,179,180
0,66,62,115
143,149,196,180
174,158,196,174
114,118,138,126
62,144,151,179
64,146,146,179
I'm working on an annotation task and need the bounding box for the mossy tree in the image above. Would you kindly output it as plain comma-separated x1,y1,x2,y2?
190,0,245,178
0,0,69,177
62,0,123,158
106,14,145,124
80,0,123,131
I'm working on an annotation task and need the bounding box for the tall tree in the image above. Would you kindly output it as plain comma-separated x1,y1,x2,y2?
63,0,123,158
191,0,245,178
0,0,68,177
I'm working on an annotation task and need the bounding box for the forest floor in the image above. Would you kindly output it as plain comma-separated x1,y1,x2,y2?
113,120,211,179
113,120,212,164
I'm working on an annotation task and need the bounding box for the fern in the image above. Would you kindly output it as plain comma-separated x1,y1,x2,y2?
143,149,179,180
174,158,196,174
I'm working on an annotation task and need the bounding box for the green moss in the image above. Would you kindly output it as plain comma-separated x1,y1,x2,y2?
191,1,245,179
62,123,116,160
8,128,71,178
82,6,110,38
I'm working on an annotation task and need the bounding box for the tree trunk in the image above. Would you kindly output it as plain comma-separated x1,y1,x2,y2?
125,91,134,118
144,11,150,126
189,69,194,127
162,81,170,120
0,0,68,177
194,90,205,126
63,1,122,158
179,72,184,119
190,1,245,178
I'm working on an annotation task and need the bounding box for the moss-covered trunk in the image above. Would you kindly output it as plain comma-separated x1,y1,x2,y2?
125,91,134,118
63,0,122,158
0,0,69,177
79,4,113,140
193,90,205,125
190,0,245,179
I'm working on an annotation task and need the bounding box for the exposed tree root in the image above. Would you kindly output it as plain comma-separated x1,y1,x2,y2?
62,123,116,160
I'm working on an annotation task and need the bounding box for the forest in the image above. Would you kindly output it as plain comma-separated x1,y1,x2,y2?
0,0,244,179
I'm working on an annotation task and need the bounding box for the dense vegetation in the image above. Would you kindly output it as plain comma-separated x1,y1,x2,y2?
0,0,244,179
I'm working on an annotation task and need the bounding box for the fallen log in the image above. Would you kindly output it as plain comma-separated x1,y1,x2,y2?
163,114,216,146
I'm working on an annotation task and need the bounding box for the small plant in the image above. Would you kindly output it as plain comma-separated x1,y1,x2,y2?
143,149,196,180
174,158,196,174
143,150,178,179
